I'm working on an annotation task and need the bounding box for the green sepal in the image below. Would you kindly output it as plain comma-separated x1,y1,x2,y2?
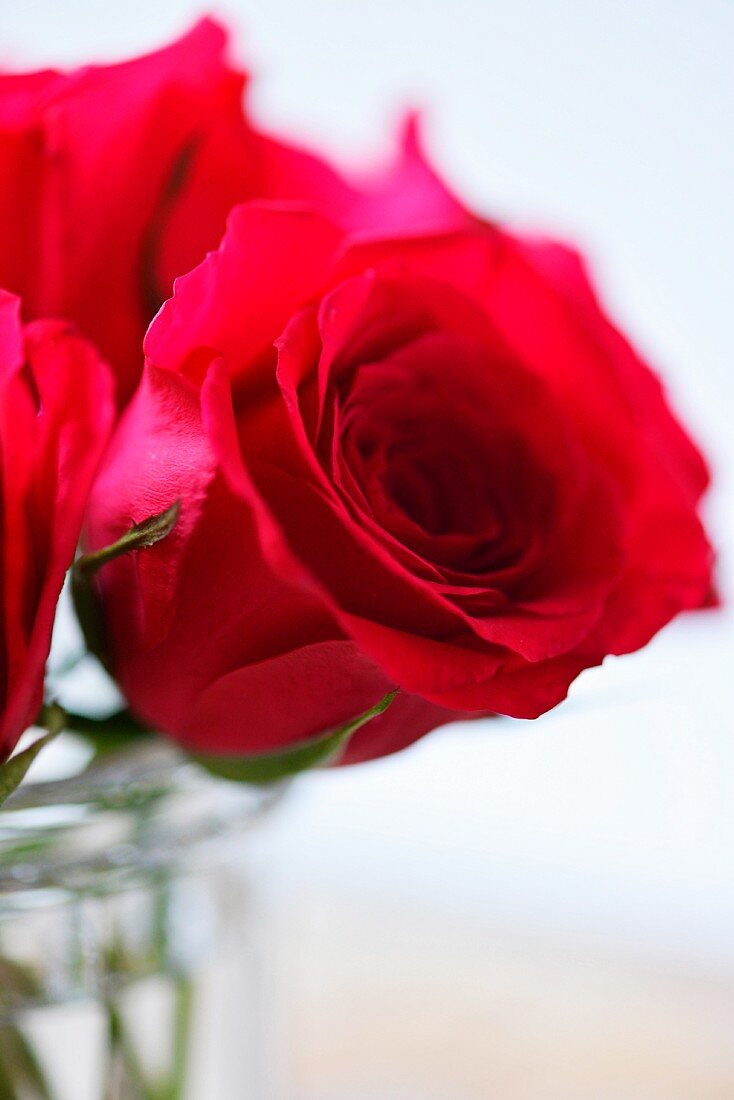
64,709,153,755
71,501,180,670
70,564,110,670
75,501,180,577
193,690,397,785
0,704,65,808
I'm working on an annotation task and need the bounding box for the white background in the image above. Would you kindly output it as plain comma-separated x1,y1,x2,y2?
3,0,733,974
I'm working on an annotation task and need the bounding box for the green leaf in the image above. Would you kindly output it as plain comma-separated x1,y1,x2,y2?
64,709,153,755
0,705,65,808
75,501,180,577
193,690,397,785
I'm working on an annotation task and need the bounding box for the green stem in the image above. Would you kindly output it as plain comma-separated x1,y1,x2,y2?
165,976,193,1100
0,956,58,1098
0,1023,57,1099
103,974,194,1100
105,997,154,1100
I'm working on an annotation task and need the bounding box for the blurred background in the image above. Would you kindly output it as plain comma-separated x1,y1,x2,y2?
3,2,733,1096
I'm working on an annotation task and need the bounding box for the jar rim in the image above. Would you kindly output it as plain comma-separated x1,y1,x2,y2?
0,734,283,892
7,734,189,810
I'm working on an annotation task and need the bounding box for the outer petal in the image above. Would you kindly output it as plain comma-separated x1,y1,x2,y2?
81,362,220,648
157,108,470,296
0,20,248,403
0,292,114,758
346,113,471,233
483,234,714,648
247,112,469,234
519,238,709,501
335,613,591,720
0,72,62,312
43,19,247,402
180,640,395,755
146,203,343,384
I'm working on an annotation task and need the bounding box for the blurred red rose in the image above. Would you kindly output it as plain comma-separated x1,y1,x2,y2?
0,291,113,761
0,19,465,405
80,205,713,764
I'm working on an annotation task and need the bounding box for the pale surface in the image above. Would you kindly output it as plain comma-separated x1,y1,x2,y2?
265,889,734,1099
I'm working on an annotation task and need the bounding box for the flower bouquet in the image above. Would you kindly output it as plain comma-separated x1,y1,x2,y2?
0,19,714,1098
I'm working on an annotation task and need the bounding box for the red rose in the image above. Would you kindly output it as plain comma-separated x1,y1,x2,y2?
0,20,464,404
0,291,113,761
80,205,713,764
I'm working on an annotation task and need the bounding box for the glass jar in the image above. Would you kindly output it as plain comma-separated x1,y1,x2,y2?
0,736,282,1099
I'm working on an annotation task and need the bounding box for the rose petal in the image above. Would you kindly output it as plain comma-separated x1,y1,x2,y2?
0,294,114,756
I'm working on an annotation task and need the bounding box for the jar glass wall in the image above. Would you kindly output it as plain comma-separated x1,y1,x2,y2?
0,738,280,1100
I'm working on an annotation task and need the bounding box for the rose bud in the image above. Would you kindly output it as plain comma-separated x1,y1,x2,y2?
80,205,713,768
0,20,464,406
0,291,113,762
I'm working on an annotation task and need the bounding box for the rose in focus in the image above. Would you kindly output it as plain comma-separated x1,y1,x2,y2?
0,292,113,761
81,205,713,763
0,19,464,405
